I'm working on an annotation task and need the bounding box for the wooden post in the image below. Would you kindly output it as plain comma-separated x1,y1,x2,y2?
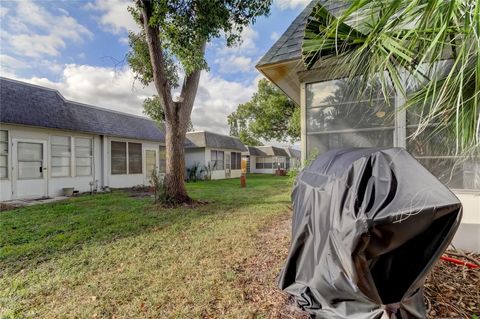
240,158,247,188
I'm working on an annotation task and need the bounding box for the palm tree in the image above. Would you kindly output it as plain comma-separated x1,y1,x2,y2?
302,0,479,155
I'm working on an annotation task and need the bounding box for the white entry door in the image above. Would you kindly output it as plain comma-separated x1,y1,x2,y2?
13,139,48,199
144,149,157,185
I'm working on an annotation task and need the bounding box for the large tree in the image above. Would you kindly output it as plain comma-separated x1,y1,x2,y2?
129,0,271,204
302,0,479,154
143,95,194,132
228,79,300,145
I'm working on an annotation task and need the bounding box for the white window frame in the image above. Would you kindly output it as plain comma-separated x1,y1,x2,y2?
50,135,72,178
110,139,145,175
128,142,143,175
75,137,93,177
211,150,224,171
0,129,9,180
231,152,241,170
111,140,127,175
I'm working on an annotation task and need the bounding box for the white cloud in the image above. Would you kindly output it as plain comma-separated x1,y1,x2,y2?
274,0,310,10
215,55,253,74
86,0,140,34
0,54,63,76
2,0,92,57
0,6,9,18
270,32,280,41
10,34,66,57
213,26,259,74
0,54,29,71
191,72,256,133
119,36,130,45
217,26,259,55
19,65,154,116
8,64,257,134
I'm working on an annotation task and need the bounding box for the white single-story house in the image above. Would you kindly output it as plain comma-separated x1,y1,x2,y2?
0,77,166,201
256,0,480,251
243,146,301,174
184,131,247,180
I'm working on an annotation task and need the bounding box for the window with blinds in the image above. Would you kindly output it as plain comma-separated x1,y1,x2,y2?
128,143,142,174
111,141,127,174
230,152,241,169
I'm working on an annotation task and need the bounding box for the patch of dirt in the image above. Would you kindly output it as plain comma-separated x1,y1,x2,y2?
126,185,154,198
235,211,308,319
425,250,480,318
242,211,479,319
0,202,19,212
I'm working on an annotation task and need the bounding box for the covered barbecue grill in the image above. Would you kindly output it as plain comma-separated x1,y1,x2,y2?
279,148,462,319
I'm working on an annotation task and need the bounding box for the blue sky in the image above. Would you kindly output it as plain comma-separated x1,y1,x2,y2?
0,0,308,142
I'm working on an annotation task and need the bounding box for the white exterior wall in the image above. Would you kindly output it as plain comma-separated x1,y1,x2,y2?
206,147,243,180
451,192,480,251
253,168,276,174
0,124,165,201
185,148,206,169
104,136,164,188
230,169,242,178
184,147,242,180
0,124,101,201
48,135,102,197
249,155,290,174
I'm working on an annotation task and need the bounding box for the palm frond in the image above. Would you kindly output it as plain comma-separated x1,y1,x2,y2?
302,0,480,153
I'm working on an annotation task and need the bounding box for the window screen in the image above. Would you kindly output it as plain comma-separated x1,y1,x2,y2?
75,138,92,176
211,150,224,170
305,76,479,190
111,141,127,174
406,108,480,189
306,79,395,156
128,142,142,174
0,130,8,179
51,136,71,177
18,142,43,179
231,152,241,169
145,150,156,178
159,146,166,173
256,157,273,169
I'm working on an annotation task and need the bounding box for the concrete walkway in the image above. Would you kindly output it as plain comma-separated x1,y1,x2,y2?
1,196,69,209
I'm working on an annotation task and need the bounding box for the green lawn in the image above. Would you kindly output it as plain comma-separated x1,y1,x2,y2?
0,174,293,318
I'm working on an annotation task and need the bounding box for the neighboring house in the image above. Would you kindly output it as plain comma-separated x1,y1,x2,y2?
185,131,247,180
257,0,480,251
0,77,166,201
243,146,301,174
285,147,302,169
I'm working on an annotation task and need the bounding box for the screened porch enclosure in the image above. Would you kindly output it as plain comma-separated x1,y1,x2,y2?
305,78,480,190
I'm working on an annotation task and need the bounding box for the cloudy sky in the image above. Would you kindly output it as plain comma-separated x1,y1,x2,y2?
0,0,308,142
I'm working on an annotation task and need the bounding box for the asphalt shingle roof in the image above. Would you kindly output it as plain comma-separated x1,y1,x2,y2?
0,77,165,142
247,146,290,157
286,147,301,160
256,0,349,67
185,131,247,152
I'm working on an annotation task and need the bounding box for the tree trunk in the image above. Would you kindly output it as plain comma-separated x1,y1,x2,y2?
164,115,190,203
139,0,204,204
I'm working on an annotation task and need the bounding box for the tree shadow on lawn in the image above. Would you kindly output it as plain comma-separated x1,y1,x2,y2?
0,185,292,275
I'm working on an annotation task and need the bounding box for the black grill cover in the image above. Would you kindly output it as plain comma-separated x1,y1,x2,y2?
279,148,462,319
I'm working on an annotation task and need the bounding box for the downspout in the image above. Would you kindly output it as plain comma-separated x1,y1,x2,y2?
99,135,104,189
